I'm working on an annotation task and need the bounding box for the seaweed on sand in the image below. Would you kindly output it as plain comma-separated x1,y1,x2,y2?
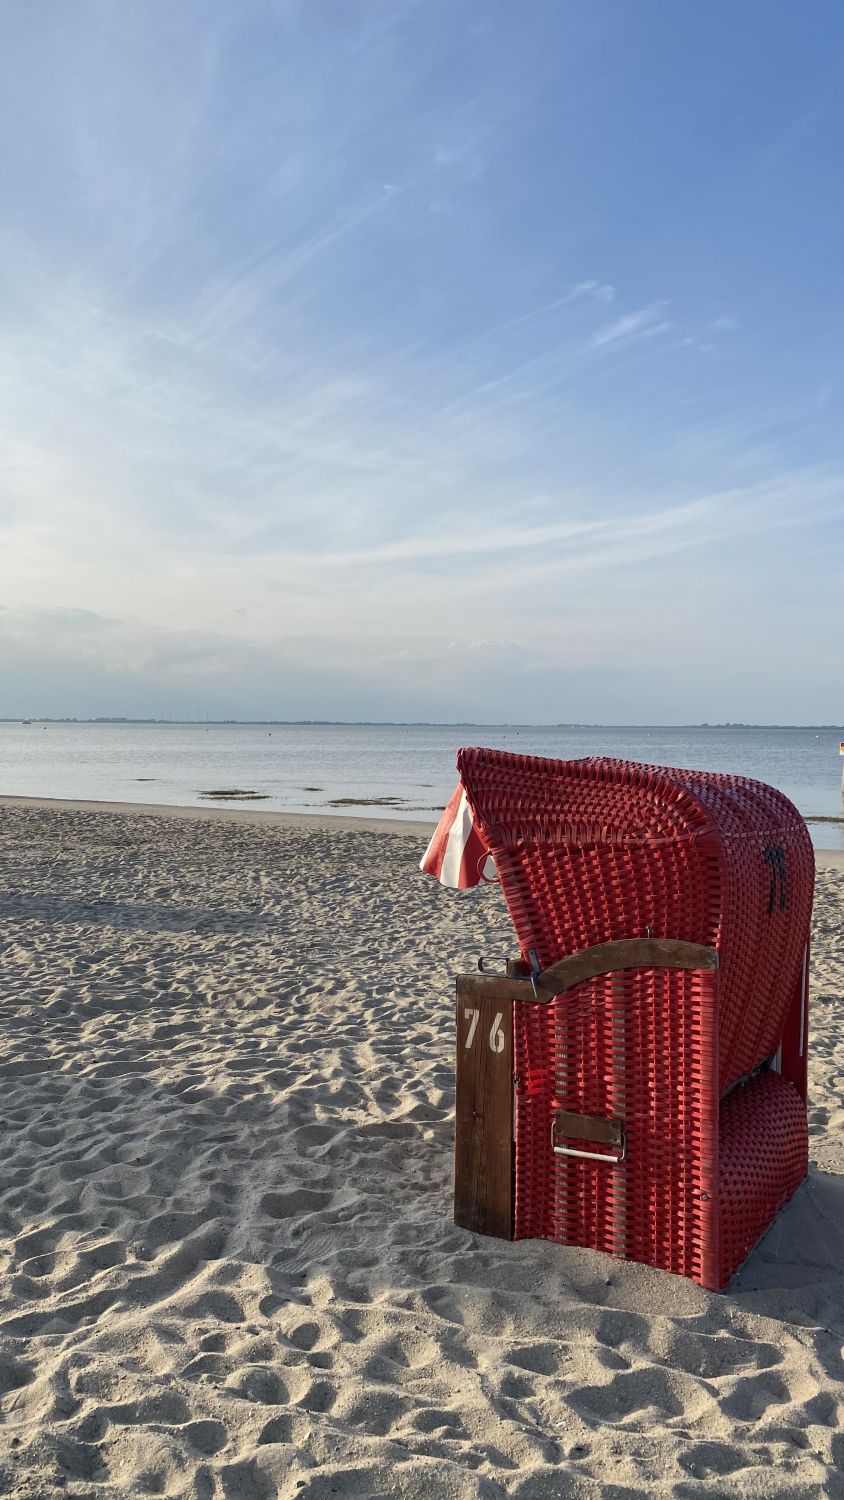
199,789,270,801
326,796,406,807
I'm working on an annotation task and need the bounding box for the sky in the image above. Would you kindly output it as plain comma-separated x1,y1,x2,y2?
1,1,843,724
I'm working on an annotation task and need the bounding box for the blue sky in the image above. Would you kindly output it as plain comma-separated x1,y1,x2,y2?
1,1,842,722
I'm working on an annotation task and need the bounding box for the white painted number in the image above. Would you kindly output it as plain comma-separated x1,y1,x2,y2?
463,1008,505,1054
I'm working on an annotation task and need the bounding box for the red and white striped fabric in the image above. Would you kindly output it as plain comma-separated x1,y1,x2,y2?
420,783,496,888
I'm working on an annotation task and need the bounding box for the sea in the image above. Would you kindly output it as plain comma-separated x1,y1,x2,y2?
1,721,842,849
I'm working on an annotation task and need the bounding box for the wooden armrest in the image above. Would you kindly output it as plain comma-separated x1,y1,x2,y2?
458,938,718,1005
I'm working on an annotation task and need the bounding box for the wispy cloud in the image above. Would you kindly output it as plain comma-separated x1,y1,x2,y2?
573,280,616,303
587,304,669,349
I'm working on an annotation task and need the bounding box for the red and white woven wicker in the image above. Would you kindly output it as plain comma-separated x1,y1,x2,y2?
452,748,814,1289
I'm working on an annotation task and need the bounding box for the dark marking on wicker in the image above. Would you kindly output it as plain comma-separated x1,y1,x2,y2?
457,939,718,1006
454,977,514,1239
763,845,787,915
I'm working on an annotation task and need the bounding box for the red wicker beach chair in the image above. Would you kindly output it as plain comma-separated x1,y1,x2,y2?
448,749,813,1290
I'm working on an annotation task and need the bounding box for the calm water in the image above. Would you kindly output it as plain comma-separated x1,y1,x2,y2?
1,722,842,848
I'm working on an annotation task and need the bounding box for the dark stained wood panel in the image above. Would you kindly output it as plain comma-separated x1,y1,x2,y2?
552,1110,624,1146
454,978,514,1239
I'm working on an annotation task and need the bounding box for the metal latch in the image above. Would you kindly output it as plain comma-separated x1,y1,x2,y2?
551,1109,626,1165
528,949,542,1000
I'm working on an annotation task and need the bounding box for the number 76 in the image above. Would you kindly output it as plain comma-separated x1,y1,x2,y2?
463,1007,505,1054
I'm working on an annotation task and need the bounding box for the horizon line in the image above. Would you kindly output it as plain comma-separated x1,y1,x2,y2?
3,718,843,731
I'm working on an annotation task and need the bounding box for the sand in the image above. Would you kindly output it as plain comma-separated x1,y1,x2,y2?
0,800,842,1500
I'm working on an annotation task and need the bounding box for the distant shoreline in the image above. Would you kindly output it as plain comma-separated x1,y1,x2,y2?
3,719,844,731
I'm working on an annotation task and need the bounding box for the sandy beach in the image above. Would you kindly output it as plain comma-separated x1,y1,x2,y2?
0,800,842,1500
